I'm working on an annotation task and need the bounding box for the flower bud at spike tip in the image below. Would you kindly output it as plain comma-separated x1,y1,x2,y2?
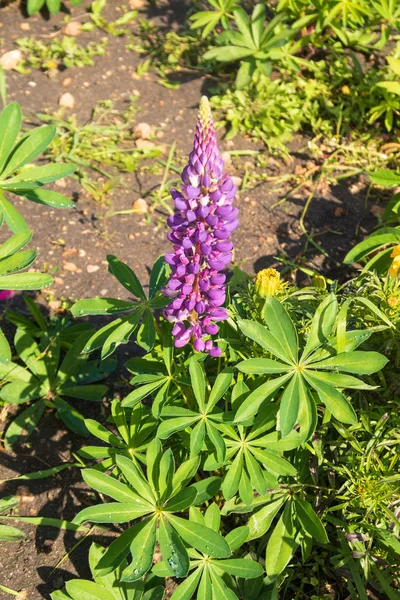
163,96,238,355
255,269,281,298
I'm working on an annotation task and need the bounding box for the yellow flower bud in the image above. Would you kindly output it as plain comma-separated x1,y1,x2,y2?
390,244,400,258
388,296,399,308
312,275,327,290
389,255,400,277
255,268,281,298
341,85,351,95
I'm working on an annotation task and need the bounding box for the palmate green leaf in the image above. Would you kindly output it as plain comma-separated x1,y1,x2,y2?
209,570,237,600
247,496,286,540
265,502,297,577
203,45,254,62
307,370,377,390
122,517,157,581
190,420,206,456
136,309,156,352
0,191,28,233
0,163,76,185
279,374,299,437
27,0,45,14
171,456,200,497
158,415,200,439
95,524,139,576
234,373,292,423
217,558,264,578
249,446,296,477
165,487,197,512
0,272,53,290
116,454,155,504
0,327,11,364
197,570,212,600
101,311,142,359
311,351,388,374
121,517,157,582
159,448,174,501
170,568,202,600
296,378,317,442
237,319,291,364
159,517,189,578
107,255,146,300
189,356,206,412
1,126,56,179
82,468,151,505
168,515,231,558
189,476,221,505
294,498,328,544
17,189,74,209
4,398,45,449
225,526,249,552
0,103,22,174
245,449,266,495
237,358,291,375
207,368,233,411
54,396,88,437
122,377,166,408
0,380,43,404
0,230,32,261
222,449,243,500
304,373,356,425
71,298,136,317
262,297,298,363
73,503,151,525
301,293,338,360
65,579,115,600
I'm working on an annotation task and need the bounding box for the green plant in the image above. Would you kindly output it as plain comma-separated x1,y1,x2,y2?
189,0,240,38
70,255,169,358
0,496,24,543
81,0,137,36
27,0,81,17
51,543,164,599
204,5,301,88
0,325,115,447
16,36,107,71
369,56,400,131
344,169,400,273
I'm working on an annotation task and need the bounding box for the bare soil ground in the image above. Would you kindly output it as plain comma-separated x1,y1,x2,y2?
0,1,384,597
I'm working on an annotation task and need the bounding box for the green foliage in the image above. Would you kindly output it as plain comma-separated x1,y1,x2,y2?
0,496,24,543
16,36,107,71
70,255,169,357
27,0,81,17
51,543,164,599
0,323,115,447
81,0,137,36
344,168,400,272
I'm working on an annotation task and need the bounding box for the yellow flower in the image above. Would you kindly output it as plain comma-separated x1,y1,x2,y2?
391,244,400,258
255,268,281,298
389,255,400,277
388,296,399,308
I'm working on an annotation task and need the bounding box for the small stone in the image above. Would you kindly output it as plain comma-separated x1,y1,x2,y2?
221,151,232,169
334,207,344,217
62,248,78,258
0,49,22,71
231,176,242,187
129,0,147,7
54,277,64,285
135,139,155,150
87,264,100,273
78,249,86,257
63,21,82,36
20,22,30,31
134,122,152,139
63,261,78,272
59,92,75,109
100,288,108,296
55,178,67,188
62,77,72,87
132,198,148,214
48,300,61,312
28,81,36,87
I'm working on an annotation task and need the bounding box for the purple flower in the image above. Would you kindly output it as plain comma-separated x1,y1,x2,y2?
163,96,238,356
0,290,13,301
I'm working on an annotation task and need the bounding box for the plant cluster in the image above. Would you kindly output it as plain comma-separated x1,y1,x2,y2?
0,98,398,600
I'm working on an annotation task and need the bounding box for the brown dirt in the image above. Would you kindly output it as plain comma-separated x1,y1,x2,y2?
0,1,384,598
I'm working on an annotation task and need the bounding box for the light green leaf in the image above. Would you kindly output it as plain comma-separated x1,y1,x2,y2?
301,294,338,359
265,502,297,577
279,374,300,437
247,496,286,540
294,498,328,544
0,103,22,173
311,351,388,374
234,373,292,423
262,297,298,363
170,568,202,600
65,580,115,600
207,367,233,411
107,255,146,300
121,517,157,581
168,515,231,558
73,503,151,524
189,356,206,412
237,358,291,375
237,319,291,364
159,517,190,577
82,468,149,504
305,373,357,424
2,126,56,179
217,558,264,578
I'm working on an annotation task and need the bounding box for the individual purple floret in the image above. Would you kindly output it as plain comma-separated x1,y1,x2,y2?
163,96,238,356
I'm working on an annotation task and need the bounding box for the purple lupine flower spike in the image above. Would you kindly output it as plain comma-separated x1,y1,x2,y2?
163,96,238,356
